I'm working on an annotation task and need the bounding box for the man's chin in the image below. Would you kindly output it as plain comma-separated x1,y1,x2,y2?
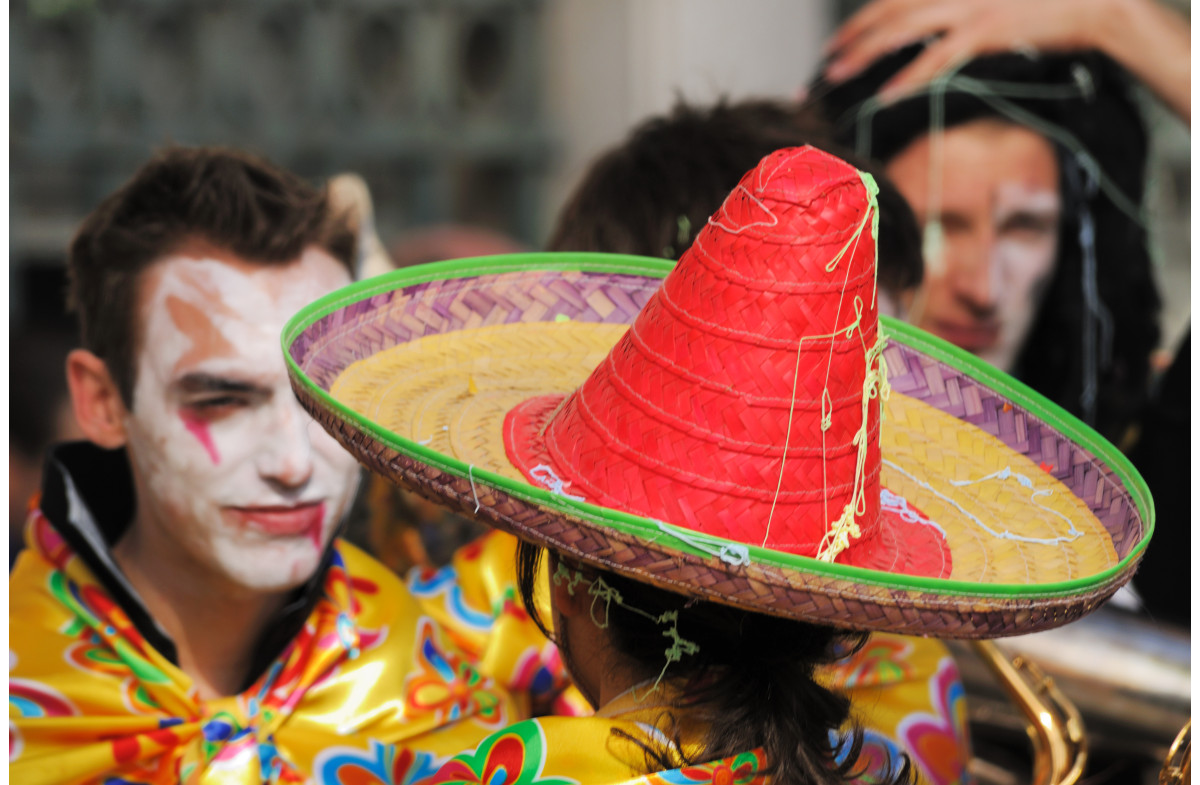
221,549,326,594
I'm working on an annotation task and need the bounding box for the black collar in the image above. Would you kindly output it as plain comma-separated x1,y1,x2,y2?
39,442,338,691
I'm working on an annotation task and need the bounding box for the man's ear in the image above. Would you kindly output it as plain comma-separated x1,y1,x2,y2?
65,349,129,449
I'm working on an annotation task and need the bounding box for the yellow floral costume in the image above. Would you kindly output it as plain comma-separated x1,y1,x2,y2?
9,441,969,785
421,675,960,784
426,694,778,785
9,507,520,785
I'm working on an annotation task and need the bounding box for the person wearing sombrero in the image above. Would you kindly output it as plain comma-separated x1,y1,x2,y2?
540,96,974,785
286,146,1152,782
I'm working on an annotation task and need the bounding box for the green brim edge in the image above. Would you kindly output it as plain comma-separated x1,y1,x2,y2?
284,252,1155,600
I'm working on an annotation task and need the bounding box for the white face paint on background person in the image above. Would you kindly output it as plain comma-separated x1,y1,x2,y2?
122,242,360,593
884,118,1061,372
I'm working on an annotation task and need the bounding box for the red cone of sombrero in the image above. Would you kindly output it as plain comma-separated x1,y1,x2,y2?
285,145,1152,638
505,148,947,577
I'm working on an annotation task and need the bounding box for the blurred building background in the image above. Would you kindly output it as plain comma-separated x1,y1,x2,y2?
11,0,550,324
10,0,1189,346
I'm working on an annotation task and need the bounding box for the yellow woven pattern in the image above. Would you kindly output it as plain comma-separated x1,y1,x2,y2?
880,394,1117,583
331,322,623,482
331,322,1117,584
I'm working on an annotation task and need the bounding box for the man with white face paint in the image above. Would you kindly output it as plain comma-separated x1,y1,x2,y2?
113,244,358,601
880,117,1063,373
9,147,521,784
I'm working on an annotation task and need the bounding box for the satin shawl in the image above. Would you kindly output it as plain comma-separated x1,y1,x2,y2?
9,510,520,785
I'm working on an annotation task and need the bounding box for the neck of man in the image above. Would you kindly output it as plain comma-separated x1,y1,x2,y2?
558,607,656,712
112,521,291,700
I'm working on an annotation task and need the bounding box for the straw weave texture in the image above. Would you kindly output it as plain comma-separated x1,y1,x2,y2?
289,266,1145,636
294,377,1127,638
286,146,1147,637
329,322,1118,585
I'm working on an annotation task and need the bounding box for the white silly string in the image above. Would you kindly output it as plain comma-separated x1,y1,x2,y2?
879,488,947,538
468,464,481,513
654,521,751,567
883,460,1083,545
529,464,586,502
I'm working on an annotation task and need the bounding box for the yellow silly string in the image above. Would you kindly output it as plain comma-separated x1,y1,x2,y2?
814,172,886,563
553,563,699,700
552,560,586,597
816,329,890,562
764,174,882,552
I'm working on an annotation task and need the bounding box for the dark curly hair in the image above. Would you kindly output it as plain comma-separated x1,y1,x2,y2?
810,45,1160,443
516,542,911,785
546,98,923,299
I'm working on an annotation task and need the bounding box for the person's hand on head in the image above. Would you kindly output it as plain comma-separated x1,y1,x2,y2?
824,0,1097,93
823,0,1190,123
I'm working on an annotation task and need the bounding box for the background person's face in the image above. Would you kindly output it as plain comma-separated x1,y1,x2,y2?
885,119,1061,372
123,245,359,593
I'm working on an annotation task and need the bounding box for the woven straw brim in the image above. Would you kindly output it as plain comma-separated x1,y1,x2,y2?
285,254,1153,639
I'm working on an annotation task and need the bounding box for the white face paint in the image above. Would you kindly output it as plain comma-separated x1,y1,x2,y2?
886,119,1061,372
124,245,359,593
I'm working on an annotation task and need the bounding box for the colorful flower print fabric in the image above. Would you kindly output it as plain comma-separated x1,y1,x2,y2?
412,531,972,785
9,511,520,785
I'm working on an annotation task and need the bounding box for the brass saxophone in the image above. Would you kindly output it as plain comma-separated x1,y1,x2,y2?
1160,721,1190,785
970,640,1088,785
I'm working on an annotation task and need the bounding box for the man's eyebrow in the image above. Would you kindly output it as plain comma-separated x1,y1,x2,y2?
173,374,267,395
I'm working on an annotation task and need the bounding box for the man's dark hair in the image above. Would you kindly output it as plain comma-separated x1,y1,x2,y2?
811,45,1160,443
546,98,923,298
67,146,357,407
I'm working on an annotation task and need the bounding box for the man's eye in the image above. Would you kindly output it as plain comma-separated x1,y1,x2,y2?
1001,214,1057,237
935,214,971,235
184,397,246,412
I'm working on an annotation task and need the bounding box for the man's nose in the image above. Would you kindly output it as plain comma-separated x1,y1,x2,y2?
950,235,1000,313
256,400,315,488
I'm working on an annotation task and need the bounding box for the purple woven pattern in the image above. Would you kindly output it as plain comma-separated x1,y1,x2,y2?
884,342,1144,559
290,269,659,392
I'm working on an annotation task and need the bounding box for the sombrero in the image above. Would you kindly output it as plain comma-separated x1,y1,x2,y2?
285,146,1151,638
